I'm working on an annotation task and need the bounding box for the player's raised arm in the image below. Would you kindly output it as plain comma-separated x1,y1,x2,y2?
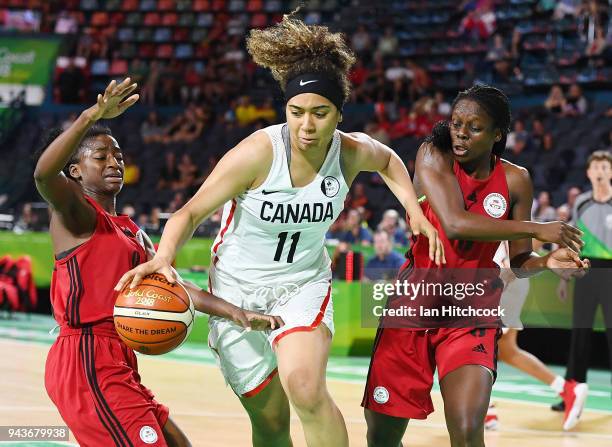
34,78,138,233
341,131,445,265
416,140,583,250
115,131,272,290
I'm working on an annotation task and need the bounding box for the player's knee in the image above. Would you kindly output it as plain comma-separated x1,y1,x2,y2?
284,368,326,414
447,416,483,446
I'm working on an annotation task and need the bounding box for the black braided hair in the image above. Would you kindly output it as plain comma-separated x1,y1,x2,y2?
425,85,512,156
34,124,113,180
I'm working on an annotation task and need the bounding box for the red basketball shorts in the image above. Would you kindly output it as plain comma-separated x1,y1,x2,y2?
362,327,501,419
45,323,170,446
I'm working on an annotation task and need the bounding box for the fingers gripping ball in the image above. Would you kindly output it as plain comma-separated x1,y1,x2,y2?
114,274,194,355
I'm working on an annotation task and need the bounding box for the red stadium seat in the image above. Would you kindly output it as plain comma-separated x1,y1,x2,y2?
162,12,178,26
157,0,175,10
110,12,125,25
143,12,161,26
211,0,225,12
247,0,263,12
250,13,267,28
110,59,128,75
138,43,155,57
173,27,189,42
122,0,138,10
156,43,174,58
91,12,110,26
193,0,209,11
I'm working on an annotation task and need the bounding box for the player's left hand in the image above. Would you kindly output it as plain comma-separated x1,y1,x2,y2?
410,214,446,266
546,247,590,280
231,309,285,331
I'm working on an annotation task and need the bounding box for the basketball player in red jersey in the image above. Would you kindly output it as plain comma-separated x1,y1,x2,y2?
362,85,589,447
34,78,282,447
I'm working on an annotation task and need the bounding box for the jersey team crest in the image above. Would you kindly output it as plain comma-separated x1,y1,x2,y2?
483,193,507,218
321,176,340,197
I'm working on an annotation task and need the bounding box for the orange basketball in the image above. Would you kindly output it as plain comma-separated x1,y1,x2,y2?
114,273,195,355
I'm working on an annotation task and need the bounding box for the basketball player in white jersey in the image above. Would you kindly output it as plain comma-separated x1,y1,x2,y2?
116,14,444,447
486,241,586,431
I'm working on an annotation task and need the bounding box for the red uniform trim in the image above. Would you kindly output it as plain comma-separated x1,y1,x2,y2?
241,368,278,398
212,199,237,266
272,282,332,347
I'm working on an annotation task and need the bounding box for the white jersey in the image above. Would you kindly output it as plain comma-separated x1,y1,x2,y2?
210,123,349,288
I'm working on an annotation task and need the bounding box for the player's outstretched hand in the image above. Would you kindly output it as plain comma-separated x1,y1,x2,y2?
410,214,446,266
534,221,584,253
85,78,139,122
114,256,176,292
546,247,590,281
231,309,285,331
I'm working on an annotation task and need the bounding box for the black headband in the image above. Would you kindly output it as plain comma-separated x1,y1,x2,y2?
284,73,344,111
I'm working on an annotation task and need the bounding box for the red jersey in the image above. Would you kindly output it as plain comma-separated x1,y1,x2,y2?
50,195,146,327
408,156,510,269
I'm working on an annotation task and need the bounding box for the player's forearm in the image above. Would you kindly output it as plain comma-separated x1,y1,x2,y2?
154,208,197,264
443,214,539,241
380,153,422,219
509,251,547,278
182,281,239,319
34,111,95,181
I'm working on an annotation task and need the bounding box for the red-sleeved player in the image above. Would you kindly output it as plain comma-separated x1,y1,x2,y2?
362,85,589,447
34,78,282,447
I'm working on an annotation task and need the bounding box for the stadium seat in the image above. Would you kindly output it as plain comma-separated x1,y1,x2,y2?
178,12,195,26
173,27,190,42
143,12,161,26
211,0,225,12
196,12,213,27
105,0,122,9
263,0,281,12
138,42,155,57
175,0,191,11
157,0,175,10
91,12,110,26
110,12,126,25
154,27,172,42
156,43,174,58
175,43,193,58
250,13,267,28
191,28,208,42
228,0,245,12
136,28,153,41
125,12,142,26
121,0,138,10
119,43,137,58
246,0,263,12
109,59,128,75
90,59,109,75
117,26,135,41
193,0,210,11
161,12,178,26
80,0,99,10
139,0,156,11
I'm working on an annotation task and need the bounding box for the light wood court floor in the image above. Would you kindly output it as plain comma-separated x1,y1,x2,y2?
1,339,611,446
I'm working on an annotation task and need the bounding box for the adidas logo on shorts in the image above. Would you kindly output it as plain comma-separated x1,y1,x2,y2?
472,344,487,354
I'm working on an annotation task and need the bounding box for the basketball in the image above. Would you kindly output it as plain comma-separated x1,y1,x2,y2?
114,273,195,355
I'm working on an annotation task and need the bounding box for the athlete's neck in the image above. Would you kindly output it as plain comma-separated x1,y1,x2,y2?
461,154,495,180
83,189,117,215
592,182,612,202
290,133,333,168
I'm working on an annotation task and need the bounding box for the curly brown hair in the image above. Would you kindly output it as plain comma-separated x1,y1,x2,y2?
246,12,356,103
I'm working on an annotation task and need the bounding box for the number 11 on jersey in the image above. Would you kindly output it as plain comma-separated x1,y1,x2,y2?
274,232,301,263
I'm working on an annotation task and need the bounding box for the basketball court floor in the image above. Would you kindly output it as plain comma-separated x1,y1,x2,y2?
1,314,610,446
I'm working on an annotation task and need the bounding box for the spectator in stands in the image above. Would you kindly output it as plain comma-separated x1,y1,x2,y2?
586,25,607,57
349,59,369,92
341,209,373,246
176,153,198,191
553,0,582,20
54,60,85,104
530,118,546,149
459,0,497,40
54,11,78,34
364,230,405,281
364,119,391,146
168,106,208,144
13,202,38,233
563,83,588,116
120,203,136,219
434,91,451,117
140,61,161,106
506,119,528,152
137,213,149,230
378,208,408,246
166,191,185,213
486,34,511,62
533,191,557,222
122,154,140,187
556,204,571,222
254,98,277,125
130,59,149,89
406,60,431,102
544,84,567,115
181,63,203,105
389,107,418,140
197,207,223,238
61,113,78,131
157,151,180,191
235,95,258,127
561,186,582,220
377,27,398,57
385,59,413,83
159,60,181,105
140,111,165,144
351,25,372,56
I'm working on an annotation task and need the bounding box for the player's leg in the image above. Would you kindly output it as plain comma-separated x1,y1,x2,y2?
498,329,557,384
275,324,349,447
364,409,408,447
162,417,191,447
238,373,293,447
440,365,492,447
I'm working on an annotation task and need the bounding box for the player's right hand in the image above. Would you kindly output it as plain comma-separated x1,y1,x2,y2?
114,256,176,292
533,221,584,253
231,309,285,331
85,78,139,122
